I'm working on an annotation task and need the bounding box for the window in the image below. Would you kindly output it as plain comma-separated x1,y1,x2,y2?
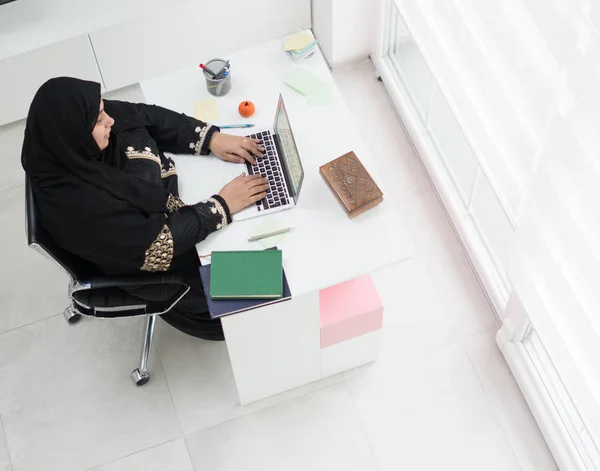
383,2,513,292
524,325,600,470
377,0,600,466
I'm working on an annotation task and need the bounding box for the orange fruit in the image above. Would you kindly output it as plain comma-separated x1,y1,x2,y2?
238,101,255,118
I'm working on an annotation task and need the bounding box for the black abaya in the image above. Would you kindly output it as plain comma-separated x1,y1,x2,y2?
22,77,228,340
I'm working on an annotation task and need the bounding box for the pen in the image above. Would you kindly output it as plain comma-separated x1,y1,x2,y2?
218,61,231,79
248,227,294,242
199,63,217,79
220,124,255,129
215,60,230,79
215,65,229,80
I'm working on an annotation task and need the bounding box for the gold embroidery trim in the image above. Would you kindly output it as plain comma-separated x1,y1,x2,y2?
125,146,161,166
166,194,186,213
207,197,228,230
188,125,214,155
161,160,177,178
141,225,174,272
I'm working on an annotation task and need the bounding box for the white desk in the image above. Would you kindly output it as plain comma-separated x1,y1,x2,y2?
140,38,413,404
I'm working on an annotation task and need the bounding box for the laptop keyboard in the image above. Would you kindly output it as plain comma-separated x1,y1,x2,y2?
247,131,290,211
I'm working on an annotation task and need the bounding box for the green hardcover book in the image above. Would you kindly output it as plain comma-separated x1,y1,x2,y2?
209,250,283,299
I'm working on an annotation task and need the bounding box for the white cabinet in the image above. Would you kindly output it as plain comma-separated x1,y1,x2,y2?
90,0,311,92
0,35,103,126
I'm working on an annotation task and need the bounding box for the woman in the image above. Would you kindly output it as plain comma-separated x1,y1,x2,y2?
22,77,269,340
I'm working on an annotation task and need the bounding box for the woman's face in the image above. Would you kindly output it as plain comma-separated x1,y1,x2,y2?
91,99,114,150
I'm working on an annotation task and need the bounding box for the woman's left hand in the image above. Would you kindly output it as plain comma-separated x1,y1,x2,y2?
208,132,264,165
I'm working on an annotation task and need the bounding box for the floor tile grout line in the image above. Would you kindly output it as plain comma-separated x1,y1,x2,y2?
152,328,186,439
0,413,13,471
397,187,498,324
0,311,62,339
390,239,495,343
183,436,196,471
460,339,525,471
413,186,501,325
81,437,181,471
0,181,25,197
461,325,501,341
406,231,498,340
340,375,383,471
181,376,344,439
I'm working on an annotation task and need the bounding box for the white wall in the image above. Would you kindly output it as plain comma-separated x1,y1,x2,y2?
331,0,377,65
91,0,311,91
312,0,334,66
312,0,376,68
0,0,187,60
0,0,311,125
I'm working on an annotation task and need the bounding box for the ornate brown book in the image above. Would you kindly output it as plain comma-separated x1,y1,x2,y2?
319,151,383,218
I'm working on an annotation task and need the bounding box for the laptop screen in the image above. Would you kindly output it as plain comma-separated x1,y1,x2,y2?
274,96,304,203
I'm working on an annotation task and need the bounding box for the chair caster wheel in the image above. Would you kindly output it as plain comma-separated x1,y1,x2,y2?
63,307,82,324
131,369,150,386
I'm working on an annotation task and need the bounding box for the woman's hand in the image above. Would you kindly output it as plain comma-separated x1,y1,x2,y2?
218,173,269,214
209,132,264,165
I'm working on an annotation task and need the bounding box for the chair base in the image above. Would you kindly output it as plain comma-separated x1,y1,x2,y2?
65,305,156,386
131,368,150,386
131,315,157,386
63,307,82,324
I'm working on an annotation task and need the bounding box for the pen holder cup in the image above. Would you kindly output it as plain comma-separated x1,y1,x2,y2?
203,58,231,97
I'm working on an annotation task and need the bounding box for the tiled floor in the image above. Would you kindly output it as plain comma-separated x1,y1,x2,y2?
0,61,557,471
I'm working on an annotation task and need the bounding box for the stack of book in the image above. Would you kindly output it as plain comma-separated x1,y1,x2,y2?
282,31,319,63
200,249,292,319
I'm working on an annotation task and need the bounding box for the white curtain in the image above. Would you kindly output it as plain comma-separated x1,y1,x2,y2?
401,0,600,449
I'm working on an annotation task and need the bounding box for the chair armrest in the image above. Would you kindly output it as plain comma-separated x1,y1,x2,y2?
71,274,191,319
82,273,189,290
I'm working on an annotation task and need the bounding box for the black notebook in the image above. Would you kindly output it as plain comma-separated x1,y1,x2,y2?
199,264,292,319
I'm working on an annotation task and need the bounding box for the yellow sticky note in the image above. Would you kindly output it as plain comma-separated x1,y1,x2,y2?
283,32,313,51
193,98,218,122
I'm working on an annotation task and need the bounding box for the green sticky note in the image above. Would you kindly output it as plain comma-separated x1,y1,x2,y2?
250,219,290,249
284,68,332,106
284,68,315,97
307,86,332,106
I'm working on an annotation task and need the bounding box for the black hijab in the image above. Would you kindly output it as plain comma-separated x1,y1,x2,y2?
22,77,169,273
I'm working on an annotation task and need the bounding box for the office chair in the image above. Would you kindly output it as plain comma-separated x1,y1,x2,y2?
25,178,190,386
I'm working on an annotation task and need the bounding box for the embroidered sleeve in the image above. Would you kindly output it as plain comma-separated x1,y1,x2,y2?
188,124,219,155
104,101,220,156
123,145,163,185
191,195,232,232
166,194,186,213
141,225,174,272
125,146,162,165
161,158,177,179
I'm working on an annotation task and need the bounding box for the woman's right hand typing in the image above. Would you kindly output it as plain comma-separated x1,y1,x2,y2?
218,173,269,214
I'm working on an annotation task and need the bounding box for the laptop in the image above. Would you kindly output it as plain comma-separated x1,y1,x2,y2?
218,95,305,221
